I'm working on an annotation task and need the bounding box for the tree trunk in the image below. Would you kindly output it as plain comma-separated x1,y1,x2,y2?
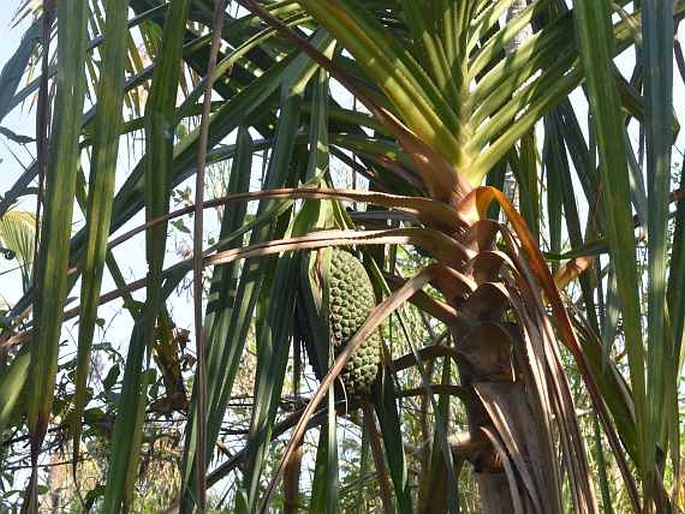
452,320,562,513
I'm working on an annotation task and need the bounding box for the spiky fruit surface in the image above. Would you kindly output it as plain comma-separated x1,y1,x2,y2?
327,249,381,397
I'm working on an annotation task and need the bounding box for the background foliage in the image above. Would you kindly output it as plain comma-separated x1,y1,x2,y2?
0,0,684,512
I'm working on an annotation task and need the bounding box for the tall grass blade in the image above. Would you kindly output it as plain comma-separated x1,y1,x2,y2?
71,0,129,481
103,0,191,510
179,127,252,513
0,17,41,123
642,0,676,494
190,0,226,507
571,0,648,496
25,1,88,510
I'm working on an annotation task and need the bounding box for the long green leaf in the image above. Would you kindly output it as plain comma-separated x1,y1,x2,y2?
239,88,302,511
71,0,129,478
103,0,191,510
179,127,252,512
0,17,41,123
295,0,470,178
25,1,88,510
373,368,413,514
242,251,300,510
0,352,29,438
571,0,647,496
304,66,340,513
543,117,562,273
310,413,340,513
642,0,675,483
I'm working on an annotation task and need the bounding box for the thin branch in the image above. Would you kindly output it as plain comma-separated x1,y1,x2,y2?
361,402,393,514
191,0,226,507
32,1,54,286
390,345,460,372
397,384,468,400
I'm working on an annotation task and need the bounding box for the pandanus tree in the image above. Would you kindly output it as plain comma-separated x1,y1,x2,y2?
0,0,684,512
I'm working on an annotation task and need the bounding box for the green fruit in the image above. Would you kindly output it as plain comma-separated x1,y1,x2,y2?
326,249,381,397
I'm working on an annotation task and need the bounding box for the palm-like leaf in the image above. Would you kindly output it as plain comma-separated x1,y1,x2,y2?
0,1,682,512
0,209,35,291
